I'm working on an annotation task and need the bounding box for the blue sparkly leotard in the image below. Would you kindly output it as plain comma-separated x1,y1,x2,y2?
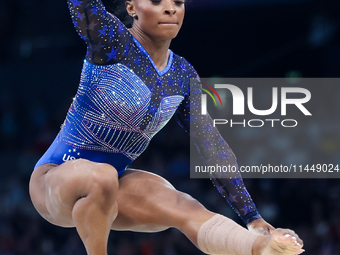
35,0,261,224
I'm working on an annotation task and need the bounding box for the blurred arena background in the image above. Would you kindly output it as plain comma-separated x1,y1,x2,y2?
1,0,340,254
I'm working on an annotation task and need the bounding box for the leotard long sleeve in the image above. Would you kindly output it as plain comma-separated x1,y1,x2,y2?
35,0,261,225
175,79,262,224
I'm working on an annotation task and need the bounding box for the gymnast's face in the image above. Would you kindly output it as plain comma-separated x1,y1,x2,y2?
126,0,185,41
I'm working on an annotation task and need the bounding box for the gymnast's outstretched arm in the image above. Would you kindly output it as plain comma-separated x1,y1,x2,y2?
175,64,273,232
67,0,132,64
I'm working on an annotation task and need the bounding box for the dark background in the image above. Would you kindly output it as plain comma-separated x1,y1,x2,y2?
1,0,340,254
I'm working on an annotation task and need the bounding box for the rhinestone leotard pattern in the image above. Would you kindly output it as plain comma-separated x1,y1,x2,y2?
62,62,184,160
35,0,262,224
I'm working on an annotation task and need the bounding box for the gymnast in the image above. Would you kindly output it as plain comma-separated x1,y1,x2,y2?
29,0,304,254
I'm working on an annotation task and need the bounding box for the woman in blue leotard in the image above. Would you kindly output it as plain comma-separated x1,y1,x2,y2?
29,0,304,254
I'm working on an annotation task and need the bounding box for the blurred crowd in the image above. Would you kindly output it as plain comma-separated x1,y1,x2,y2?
1,0,340,254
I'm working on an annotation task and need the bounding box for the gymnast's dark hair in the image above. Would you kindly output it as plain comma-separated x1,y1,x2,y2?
101,0,133,28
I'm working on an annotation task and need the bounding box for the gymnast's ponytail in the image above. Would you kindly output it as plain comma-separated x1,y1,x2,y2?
101,0,133,27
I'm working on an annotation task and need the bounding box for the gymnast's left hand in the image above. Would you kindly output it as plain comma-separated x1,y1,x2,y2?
247,218,275,235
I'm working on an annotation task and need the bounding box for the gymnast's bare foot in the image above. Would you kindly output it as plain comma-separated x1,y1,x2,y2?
253,228,304,255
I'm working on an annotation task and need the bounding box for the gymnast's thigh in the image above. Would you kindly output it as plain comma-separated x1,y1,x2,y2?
29,159,119,227
111,169,213,233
